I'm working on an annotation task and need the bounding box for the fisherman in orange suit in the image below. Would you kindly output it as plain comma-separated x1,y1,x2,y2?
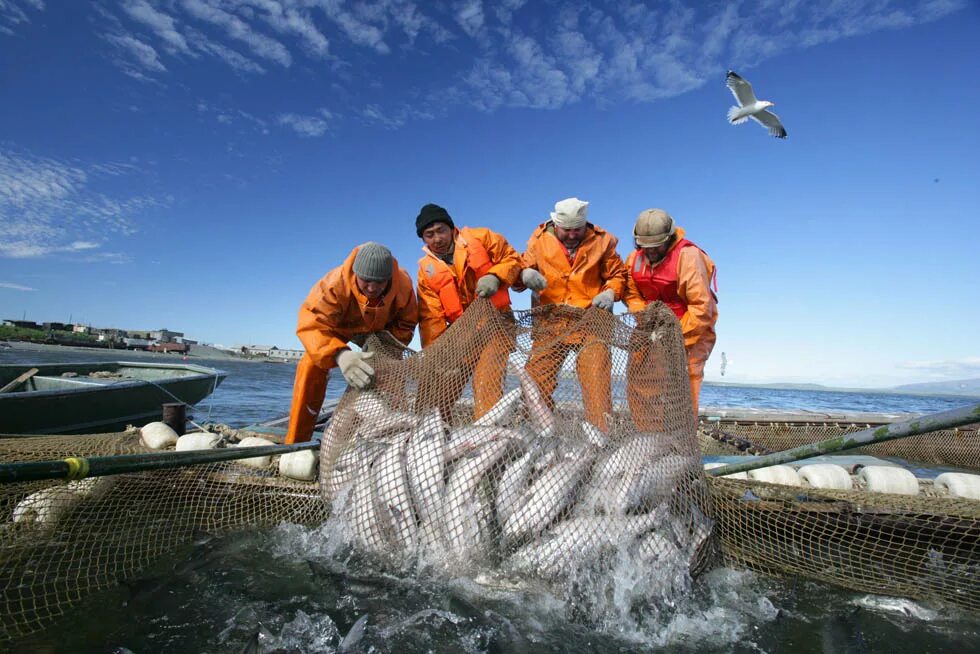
285,242,418,444
414,203,522,421
622,209,717,423
516,197,627,432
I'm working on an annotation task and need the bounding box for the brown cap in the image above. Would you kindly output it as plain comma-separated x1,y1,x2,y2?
633,209,675,247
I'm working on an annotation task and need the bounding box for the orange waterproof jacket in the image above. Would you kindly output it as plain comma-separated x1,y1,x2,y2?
297,246,418,370
623,227,718,359
417,226,521,347
520,222,627,309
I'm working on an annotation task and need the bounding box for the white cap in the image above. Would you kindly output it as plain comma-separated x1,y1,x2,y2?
550,197,589,229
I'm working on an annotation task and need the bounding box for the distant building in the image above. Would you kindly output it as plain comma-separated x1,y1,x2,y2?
3,320,40,330
150,329,184,343
42,322,72,332
270,348,303,361
123,337,151,350
72,324,91,334
239,345,302,361
96,328,127,342
174,336,197,345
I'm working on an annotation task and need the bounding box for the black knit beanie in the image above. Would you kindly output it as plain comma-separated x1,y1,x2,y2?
415,203,455,237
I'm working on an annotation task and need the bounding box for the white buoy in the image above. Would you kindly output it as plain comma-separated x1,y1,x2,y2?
175,432,221,452
748,465,802,486
140,422,178,450
11,479,108,528
279,449,318,481
934,473,980,500
703,462,748,480
857,466,919,496
235,436,276,469
799,463,852,490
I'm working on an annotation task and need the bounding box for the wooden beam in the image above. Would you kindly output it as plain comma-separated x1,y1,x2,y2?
0,368,39,394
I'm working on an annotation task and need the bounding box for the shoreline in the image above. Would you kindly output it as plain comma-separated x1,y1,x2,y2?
0,340,266,363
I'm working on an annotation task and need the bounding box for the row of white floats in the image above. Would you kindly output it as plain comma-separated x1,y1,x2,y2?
704,461,980,500
140,421,318,481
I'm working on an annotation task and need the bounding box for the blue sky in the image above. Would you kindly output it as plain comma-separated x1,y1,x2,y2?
1,0,978,388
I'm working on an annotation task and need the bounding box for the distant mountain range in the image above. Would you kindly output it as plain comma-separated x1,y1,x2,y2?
705,378,980,398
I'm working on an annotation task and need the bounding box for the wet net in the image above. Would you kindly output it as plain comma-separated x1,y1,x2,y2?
700,419,980,469
0,429,326,643
319,301,713,584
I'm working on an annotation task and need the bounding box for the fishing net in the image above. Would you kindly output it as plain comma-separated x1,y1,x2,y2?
0,429,325,643
319,301,714,587
700,419,980,469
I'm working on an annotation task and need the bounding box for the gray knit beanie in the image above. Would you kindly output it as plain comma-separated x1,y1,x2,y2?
352,242,394,281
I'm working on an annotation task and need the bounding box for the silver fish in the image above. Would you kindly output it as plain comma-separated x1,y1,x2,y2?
359,411,417,440
496,448,537,526
610,454,697,514
373,432,417,557
446,425,503,461
578,434,674,515
511,364,555,438
352,390,387,417
406,409,447,522
319,406,357,500
580,420,609,449
339,614,370,653
441,439,513,561
473,387,523,427
509,512,663,578
325,440,387,503
503,448,594,544
348,448,391,555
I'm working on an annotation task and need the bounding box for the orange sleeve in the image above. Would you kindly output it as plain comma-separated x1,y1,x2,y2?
295,270,350,371
622,253,648,313
512,232,540,292
599,235,628,300
386,269,419,346
416,271,447,348
480,229,522,286
676,247,718,350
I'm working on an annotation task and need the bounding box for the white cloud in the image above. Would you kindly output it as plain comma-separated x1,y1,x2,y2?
278,111,330,137
0,282,36,291
454,0,484,38
121,0,192,54
0,0,43,36
179,0,292,66
0,147,168,259
80,0,968,131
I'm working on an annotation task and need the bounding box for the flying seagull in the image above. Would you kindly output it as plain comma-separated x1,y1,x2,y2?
726,70,787,139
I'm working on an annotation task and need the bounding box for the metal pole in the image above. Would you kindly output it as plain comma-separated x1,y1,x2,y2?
706,402,980,477
0,441,320,484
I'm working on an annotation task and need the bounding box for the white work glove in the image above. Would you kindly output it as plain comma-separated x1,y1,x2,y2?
521,268,548,291
475,274,500,298
336,349,375,389
591,289,615,311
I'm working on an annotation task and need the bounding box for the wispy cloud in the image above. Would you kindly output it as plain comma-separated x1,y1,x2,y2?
0,0,43,36
0,147,169,259
60,0,971,132
0,282,37,291
278,110,332,137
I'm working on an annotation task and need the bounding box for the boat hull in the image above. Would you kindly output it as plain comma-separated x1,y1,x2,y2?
0,361,226,435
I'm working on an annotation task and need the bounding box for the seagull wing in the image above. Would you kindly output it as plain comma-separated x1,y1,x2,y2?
750,109,787,138
726,70,757,107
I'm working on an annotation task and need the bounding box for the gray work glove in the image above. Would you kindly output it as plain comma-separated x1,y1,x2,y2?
521,268,548,291
336,349,375,389
475,274,500,298
591,289,615,311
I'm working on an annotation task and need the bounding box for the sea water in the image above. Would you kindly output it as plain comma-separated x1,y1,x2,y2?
3,347,979,652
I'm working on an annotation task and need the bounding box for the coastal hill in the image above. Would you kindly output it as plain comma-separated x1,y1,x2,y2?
706,378,980,398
